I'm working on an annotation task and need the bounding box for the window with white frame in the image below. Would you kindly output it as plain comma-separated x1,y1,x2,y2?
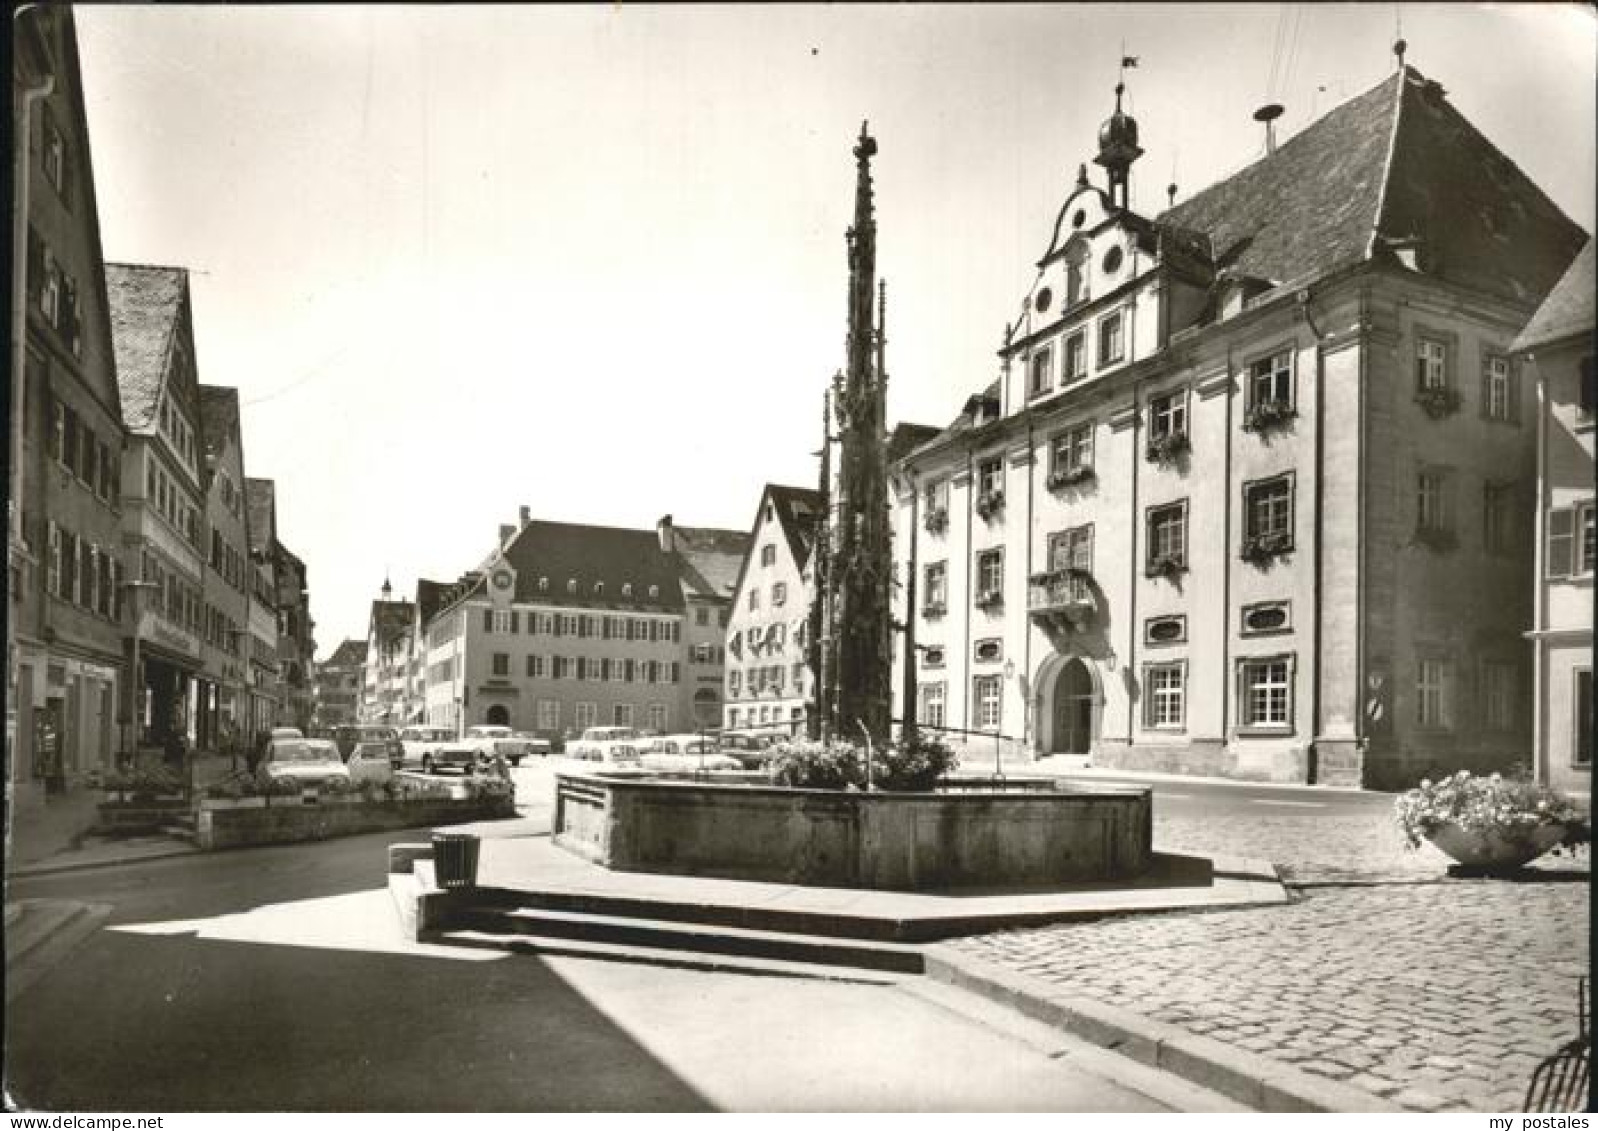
1417,469,1452,534
1417,659,1451,728
648,703,668,732
1144,663,1186,729
527,654,545,678
973,675,1002,732
976,549,1003,598
924,561,948,613
611,658,627,682
1051,422,1093,476
1248,348,1293,409
919,682,946,728
924,478,948,515
1580,501,1597,576
1481,661,1515,731
1244,475,1294,545
1416,336,1449,391
1240,657,1292,728
1149,389,1187,440
493,609,511,634
727,707,740,729
760,544,776,567
491,652,509,676
1576,670,1593,766
1047,525,1094,601
614,703,634,727
574,702,597,730
560,613,580,636
1483,354,1515,422
1098,311,1125,367
1146,501,1188,572
1029,347,1054,399
538,700,560,730
977,457,1003,497
1063,332,1087,384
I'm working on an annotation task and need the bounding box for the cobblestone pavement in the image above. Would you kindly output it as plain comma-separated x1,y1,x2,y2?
951,808,1591,1113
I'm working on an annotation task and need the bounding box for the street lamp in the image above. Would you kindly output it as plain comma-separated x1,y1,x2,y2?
999,658,1015,781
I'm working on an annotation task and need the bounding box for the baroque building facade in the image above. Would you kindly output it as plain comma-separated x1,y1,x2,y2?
891,63,1585,789
1515,240,1594,798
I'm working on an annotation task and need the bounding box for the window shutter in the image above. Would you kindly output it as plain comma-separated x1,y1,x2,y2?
509,611,519,633
1548,508,1575,579
552,615,563,638
671,662,681,684
1510,362,1523,425
625,658,634,682
601,617,611,640
483,609,493,633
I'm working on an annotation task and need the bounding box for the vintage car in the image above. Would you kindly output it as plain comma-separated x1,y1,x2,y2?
346,740,395,786
463,725,537,768
261,737,351,789
397,726,477,775
333,724,403,767
566,726,643,764
638,735,742,773
717,731,783,770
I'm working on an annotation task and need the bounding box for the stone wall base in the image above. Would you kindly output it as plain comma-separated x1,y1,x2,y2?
1091,739,1313,785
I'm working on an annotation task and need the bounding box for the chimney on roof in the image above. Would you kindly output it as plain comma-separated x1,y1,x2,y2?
657,514,675,553
519,505,530,528
1253,103,1284,157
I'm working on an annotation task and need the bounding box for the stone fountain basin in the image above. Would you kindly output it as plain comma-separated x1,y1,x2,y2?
552,771,1152,891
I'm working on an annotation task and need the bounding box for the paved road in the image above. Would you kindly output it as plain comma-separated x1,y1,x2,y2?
6,811,1221,1112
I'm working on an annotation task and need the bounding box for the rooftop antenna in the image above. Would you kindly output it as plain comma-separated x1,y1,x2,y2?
1253,102,1284,156
1393,5,1407,71
1167,149,1179,209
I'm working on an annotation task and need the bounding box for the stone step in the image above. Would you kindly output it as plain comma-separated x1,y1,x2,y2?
5,899,111,1002
451,905,926,974
434,926,907,985
6,900,86,967
472,886,912,942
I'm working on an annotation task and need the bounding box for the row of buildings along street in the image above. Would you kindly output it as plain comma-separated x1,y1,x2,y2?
9,6,318,813
319,51,1592,796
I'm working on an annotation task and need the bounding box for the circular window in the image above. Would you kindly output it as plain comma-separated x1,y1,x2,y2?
1035,286,1053,313
1071,208,1087,229
1245,605,1288,632
1102,246,1124,274
1147,617,1185,643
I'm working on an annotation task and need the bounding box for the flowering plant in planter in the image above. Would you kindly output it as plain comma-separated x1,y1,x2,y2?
924,507,949,534
975,589,1004,609
1243,399,1297,433
974,491,1005,521
1241,531,1292,563
1145,432,1191,465
1145,554,1186,579
1047,464,1096,490
1414,386,1463,419
1394,769,1590,861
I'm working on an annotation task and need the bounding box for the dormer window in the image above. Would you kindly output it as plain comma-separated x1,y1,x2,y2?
648,584,659,598
622,582,633,597
1066,243,1089,306
566,579,578,594
538,576,549,591
594,581,604,595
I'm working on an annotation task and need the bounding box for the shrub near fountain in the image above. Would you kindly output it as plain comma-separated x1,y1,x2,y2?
553,738,1152,891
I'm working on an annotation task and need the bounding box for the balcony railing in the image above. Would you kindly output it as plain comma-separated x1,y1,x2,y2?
1027,569,1096,625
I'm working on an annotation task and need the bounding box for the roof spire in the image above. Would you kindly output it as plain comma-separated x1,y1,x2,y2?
1393,5,1407,71
1095,65,1143,211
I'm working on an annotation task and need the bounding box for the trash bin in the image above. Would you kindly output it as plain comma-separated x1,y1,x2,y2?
432,832,481,889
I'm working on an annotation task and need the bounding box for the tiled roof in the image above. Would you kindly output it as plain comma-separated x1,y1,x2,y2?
415,578,449,625
324,639,368,669
244,477,276,554
909,65,1587,460
765,485,825,570
105,263,186,433
674,526,753,602
887,423,941,465
1513,240,1595,354
369,599,414,646
501,520,686,611
197,384,239,459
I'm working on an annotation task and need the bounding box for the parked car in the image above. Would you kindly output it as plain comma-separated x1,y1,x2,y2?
718,732,781,770
346,741,395,786
566,726,643,763
639,735,742,773
511,730,553,758
463,724,535,767
333,724,403,767
397,726,477,775
261,737,351,789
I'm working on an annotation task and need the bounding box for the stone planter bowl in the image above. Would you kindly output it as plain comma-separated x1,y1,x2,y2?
1426,820,1569,872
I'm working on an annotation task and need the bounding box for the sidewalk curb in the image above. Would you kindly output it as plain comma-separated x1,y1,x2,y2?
1030,760,1382,797
10,846,199,880
921,945,1405,1113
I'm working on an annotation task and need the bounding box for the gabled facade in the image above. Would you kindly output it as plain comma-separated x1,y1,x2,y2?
314,638,367,729
1514,240,1594,797
245,476,313,731
9,4,127,800
243,476,281,741
892,64,1586,789
667,519,751,730
107,262,208,758
196,385,252,754
360,583,415,725
723,485,824,735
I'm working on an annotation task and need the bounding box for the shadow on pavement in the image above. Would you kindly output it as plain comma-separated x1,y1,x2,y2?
5,925,712,1112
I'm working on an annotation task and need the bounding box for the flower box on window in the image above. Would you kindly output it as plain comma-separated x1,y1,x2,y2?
1145,554,1186,579
924,508,948,534
1145,432,1191,465
974,589,1004,610
1241,531,1293,562
974,491,1005,521
922,602,947,619
1243,399,1296,433
1046,464,1096,491
1414,525,1458,552
1415,387,1463,420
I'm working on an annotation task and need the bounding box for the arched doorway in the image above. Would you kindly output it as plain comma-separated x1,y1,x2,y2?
485,704,509,726
1045,657,1098,755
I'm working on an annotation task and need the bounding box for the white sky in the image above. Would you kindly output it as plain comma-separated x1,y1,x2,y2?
73,3,1596,656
